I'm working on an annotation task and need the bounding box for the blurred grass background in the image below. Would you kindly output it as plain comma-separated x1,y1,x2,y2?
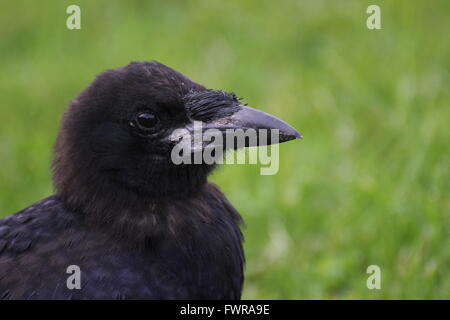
0,0,449,299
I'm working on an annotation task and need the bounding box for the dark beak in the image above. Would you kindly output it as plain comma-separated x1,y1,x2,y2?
203,105,302,147
169,105,302,150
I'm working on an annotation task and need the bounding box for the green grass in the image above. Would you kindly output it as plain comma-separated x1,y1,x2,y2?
0,0,449,299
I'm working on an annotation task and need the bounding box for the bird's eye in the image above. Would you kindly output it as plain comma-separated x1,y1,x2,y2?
135,112,158,130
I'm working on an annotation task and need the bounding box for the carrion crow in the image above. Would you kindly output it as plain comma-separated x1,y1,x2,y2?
0,61,300,299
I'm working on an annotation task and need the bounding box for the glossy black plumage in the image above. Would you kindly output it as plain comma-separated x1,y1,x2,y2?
0,186,243,299
0,61,299,299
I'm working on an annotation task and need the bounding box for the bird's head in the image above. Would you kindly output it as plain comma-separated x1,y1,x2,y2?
52,61,301,211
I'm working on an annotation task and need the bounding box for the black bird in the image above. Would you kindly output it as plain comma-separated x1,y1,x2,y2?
0,61,300,299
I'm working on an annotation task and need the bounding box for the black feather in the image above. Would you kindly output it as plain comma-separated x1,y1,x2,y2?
185,90,241,122
0,61,245,299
